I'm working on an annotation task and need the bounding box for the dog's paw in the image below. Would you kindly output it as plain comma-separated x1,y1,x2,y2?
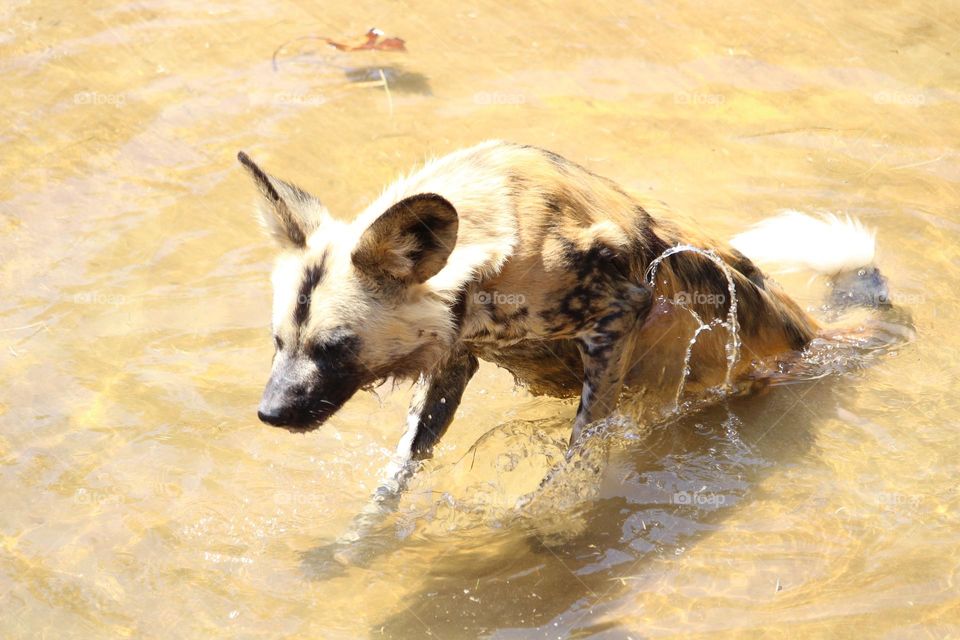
299,542,352,580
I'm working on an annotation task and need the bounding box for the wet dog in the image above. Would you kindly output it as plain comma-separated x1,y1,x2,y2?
238,141,887,547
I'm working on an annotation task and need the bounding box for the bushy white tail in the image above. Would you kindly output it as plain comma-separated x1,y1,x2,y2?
730,211,876,275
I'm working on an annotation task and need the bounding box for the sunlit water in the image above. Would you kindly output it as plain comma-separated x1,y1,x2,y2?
2,1,959,637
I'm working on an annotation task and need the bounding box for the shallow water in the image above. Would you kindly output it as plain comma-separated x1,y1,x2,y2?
2,1,959,637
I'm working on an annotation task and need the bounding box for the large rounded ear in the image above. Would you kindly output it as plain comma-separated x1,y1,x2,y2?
237,151,326,250
351,194,458,284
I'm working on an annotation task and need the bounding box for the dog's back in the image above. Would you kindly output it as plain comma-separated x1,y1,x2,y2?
355,140,832,397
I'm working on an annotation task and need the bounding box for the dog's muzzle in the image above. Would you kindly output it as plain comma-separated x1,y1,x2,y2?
257,352,361,431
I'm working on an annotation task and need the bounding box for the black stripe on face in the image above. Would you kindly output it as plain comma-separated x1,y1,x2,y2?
294,254,327,327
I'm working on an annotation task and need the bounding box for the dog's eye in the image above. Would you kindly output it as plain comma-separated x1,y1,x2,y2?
309,330,360,362
310,342,331,359
274,336,284,351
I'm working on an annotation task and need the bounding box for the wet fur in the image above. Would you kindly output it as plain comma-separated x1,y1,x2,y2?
240,141,826,545
348,142,816,397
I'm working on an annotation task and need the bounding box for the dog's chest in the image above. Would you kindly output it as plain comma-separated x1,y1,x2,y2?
455,296,582,396
464,337,584,397
459,295,535,346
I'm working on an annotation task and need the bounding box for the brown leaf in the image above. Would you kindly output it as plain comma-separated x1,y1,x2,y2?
325,28,406,52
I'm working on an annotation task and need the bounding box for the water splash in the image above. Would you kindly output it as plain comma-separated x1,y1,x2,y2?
644,244,742,408
400,249,913,546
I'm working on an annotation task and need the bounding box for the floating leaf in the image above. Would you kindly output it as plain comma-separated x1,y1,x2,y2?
325,28,406,52
272,28,407,71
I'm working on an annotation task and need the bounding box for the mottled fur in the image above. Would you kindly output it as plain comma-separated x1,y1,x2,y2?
239,141,824,525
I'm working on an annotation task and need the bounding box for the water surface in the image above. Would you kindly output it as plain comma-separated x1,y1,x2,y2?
2,1,959,637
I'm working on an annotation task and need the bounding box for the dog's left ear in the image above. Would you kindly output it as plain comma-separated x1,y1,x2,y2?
352,193,458,284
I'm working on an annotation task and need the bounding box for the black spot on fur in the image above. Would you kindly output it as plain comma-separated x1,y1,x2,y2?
635,215,671,267
407,212,455,264
781,316,811,351
537,237,640,333
294,254,327,326
557,290,591,326
732,277,765,335
545,196,563,215
595,309,626,331
507,173,528,198
309,329,362,377
730,250,766,289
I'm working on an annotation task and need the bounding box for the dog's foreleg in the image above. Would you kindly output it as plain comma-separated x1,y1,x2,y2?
569,285,651,446
377,349,479,500
335,350,478,552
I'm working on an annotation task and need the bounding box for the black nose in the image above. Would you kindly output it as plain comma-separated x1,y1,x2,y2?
257,408,287,426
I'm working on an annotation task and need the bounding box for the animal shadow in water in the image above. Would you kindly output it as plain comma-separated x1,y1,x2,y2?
370,374,859,638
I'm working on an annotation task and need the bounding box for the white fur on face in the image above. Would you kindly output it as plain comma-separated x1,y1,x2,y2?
270,218,356,339
269,220,454,379
304,248,371,339
271,252,305,335
264,140,535,374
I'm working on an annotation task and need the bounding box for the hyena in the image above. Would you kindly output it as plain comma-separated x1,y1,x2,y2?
238,140,888,535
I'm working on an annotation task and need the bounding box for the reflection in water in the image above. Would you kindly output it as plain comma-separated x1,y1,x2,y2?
373,378,835,636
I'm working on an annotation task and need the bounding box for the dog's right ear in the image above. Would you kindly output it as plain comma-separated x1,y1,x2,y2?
237,151,327,250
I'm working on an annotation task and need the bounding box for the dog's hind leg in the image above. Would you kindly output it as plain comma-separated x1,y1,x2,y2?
569,284,652,446
332,350,478,562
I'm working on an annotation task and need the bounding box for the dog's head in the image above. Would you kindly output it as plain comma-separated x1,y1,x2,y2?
238,152,459,432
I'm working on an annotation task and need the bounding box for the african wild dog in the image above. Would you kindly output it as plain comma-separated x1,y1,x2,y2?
239,140,886,532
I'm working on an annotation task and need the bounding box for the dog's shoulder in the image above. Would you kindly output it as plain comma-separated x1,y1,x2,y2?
355,142,672,295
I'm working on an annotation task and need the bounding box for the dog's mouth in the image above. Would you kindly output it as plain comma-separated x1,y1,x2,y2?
258,392,354,433
258,366,368,434
278,425,319,434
